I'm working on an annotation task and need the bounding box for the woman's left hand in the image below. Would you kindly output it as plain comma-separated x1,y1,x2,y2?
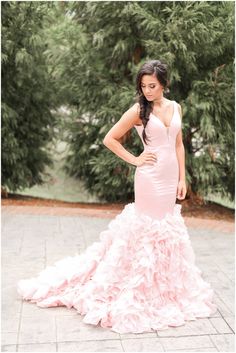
177,180,187,200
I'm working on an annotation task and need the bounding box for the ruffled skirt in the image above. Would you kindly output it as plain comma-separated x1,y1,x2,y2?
17,202,217,334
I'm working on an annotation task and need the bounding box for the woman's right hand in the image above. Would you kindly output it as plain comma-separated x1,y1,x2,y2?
134,151,157,167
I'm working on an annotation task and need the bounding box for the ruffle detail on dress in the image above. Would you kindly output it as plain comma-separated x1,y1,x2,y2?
17,202,218,334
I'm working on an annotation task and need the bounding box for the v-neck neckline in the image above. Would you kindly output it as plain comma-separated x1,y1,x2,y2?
150,100,176,128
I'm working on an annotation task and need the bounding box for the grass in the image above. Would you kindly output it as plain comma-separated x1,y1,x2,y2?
16,141,101,203
205,193,235,210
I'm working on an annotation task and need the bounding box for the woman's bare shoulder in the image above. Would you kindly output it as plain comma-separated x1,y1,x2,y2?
130,102,140,113
129,103,142,126
175,101,182,119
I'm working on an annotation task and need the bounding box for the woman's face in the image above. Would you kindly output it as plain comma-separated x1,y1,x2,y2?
140,74,164,101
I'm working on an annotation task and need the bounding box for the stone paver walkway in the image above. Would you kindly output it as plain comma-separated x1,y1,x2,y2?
1,205,235,352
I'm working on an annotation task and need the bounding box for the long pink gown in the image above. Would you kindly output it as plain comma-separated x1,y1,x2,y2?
17,100,217,334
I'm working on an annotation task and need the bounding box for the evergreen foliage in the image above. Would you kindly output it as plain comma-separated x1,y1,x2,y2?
58,1,234,202
1,1,56,191
2,1,234,204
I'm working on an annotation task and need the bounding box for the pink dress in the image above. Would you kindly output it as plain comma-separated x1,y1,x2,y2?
17,100,217,334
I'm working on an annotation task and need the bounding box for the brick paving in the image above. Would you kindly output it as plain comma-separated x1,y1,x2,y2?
3,204,235,233
1,204,235,352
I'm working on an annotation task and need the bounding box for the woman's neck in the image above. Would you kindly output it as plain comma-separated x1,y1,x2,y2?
152,95,165,108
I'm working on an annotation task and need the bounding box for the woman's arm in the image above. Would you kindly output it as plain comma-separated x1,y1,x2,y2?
103,104,156,167
176,103,187,199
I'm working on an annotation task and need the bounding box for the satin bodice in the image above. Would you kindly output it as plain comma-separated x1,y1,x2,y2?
134,100,181,151
133,100,182,220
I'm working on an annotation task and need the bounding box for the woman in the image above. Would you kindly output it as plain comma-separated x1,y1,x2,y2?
103,60,186,220
17,60,217,334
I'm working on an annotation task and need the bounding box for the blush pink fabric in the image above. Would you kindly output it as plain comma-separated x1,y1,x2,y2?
17,100,218,334
135,100,180,220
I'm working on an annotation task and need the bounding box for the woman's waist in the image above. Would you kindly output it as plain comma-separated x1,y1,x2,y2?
143,145,176,156
144,143,175,151
136,152,178,172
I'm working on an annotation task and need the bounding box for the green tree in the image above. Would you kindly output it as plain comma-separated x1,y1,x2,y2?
1,1,57,192
5,1,233,203
57,1,234,203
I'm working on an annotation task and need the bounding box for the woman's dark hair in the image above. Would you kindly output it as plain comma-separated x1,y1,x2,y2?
135,60,170,145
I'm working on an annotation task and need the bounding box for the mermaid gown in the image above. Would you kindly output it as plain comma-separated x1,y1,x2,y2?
17,100,217,334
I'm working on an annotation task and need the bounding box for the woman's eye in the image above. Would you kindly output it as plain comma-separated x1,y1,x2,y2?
141,85,155,89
